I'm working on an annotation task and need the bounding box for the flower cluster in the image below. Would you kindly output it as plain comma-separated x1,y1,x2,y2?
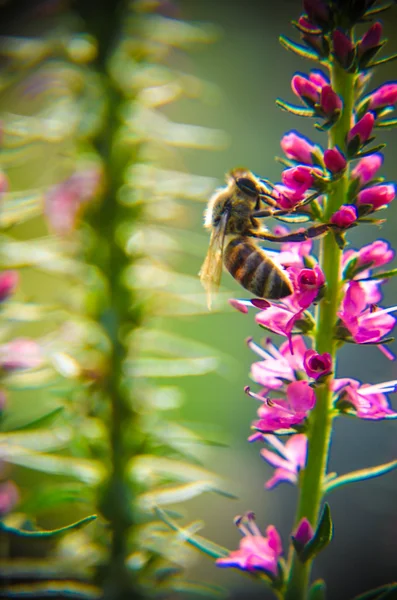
219,0,397,592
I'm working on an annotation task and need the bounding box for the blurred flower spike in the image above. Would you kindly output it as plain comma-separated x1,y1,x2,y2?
0,480,19,516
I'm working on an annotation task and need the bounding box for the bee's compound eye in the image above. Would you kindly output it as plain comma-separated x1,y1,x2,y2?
236,177,258,197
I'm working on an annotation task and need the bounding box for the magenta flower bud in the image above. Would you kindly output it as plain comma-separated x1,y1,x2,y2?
0,338,43,371
332,30,354,67
320,85,342,117
303,349,332,379
298,16,320,34
347,112,375,144
292,517,314,547
282,165,315,195
0,480,19,516
324,147,347,174
291,74,319,105
368,83,397,110
309,70,329,88
303,0,330,26
358,22,382,56
280,131,316,165
330,205,358,228
351,153,383,185
0,271,18,302
357,184,396,209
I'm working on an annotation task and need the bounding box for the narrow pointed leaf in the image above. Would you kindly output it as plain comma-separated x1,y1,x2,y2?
355,144,386,158
324,460,397,494
300,503,333,563
279,35,319,61
155,507,229,559
364,2,394,17
0,515,96,538
367,53,397,68
170,580,227,597
276,99,315,117
10,407,64,432
353,583,397,600
375,119,397,129
0,582,101,599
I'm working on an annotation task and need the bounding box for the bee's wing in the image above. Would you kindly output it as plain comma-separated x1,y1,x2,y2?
199,212,229,310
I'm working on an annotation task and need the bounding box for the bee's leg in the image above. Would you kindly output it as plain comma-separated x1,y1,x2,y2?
251,223,335,243
252,208,291,219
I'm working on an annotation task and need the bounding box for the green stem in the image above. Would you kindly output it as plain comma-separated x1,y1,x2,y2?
284,63,356,600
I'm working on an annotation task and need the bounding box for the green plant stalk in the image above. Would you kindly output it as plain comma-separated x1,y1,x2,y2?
284,63,356,600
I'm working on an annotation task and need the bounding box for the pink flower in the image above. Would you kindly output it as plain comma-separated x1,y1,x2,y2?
287,264,325,309
368,83,397,110
216,513,282,576
357,184,396,209
330,204,358,228
338,281,396,345
292,74,321,105
275,226,313,268
320,85,342,117
324,147,347,174
351,153,383,185
271,184,305,209
332,30,354,67
358,22,382,56
280,131,317,164
0,481,19,516
248,336,307,392
348,112,375,144
292,518,314,548
334,378,397,420
281,165,317,196
355,240,394,270
45,168,102,235
0,338,43,371
303,349,332,379
0,271,18,302
251,381,316,433
260,434,307,489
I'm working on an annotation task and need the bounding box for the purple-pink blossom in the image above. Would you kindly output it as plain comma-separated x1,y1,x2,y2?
280,131,317,164
351,153,383,185
357,184,396,209
354,240,394,270
358,22,382,56
330,204,358,228
216,513,283,576
248,336,306,392
260,434,307,489
0,271,18,302
281,165,318,196
324,147,347,174
348,112,375,144
251,381,316,433
334,378,397,420
332,29,354,67
367,83,397,110
303,349,332,379
287,264,325,309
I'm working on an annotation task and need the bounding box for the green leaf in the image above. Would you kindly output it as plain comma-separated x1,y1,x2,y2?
364,2,394,18
139,481,234,510
9,407,64,432
19,483,88,514
323,460,397,494
155,507,229,559
353,583,397,600
375,119,397,129
363,269,397,281
355,144,386,158
0,515,96,539
309,580,327,600
279,35,319,61
276,98,315,117
169,580,227,598
300,503,333,563
0,582,101,599
367,53,397,68
127,356,219,377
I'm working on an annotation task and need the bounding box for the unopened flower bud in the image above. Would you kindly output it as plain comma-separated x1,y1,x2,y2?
351,153,383,185
358,22,383,57
320,85,342,117
280,131,317,165
347,112,375,144
332,30,354,68
292,74,319,106
368,83,397,110
292,517,314,548
357,184,396,210
324,147,347,174
330,205,358,228
303,349,332,380
303,0,330,27
0,271,18,302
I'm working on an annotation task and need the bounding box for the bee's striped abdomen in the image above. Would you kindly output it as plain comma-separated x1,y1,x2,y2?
224,236,292,299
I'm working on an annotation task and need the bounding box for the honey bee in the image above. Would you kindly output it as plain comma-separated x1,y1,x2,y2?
199,169,331,309
199,169,293,310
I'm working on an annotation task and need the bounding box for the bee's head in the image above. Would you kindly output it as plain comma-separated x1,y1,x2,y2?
204,187,232,229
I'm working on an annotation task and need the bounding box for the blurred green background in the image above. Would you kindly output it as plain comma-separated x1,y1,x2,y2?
2,1,397,599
